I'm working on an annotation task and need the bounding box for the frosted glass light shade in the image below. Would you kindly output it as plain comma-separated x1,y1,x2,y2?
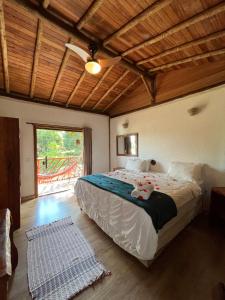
85,61,101,74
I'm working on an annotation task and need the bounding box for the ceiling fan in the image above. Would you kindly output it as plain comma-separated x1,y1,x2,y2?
65,42,121,75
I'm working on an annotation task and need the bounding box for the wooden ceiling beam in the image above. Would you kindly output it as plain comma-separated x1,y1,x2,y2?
141,75,154,104
50,38,71,102
81,65,113,108
66,71,86,107
92,70,129,110
122,2,225,57
0,0,10,93
150,48,225,72
30,18,43,98
103,0,172,46
77,0,104,30
10,0,150,79
103,77,140,112
137,30,225,65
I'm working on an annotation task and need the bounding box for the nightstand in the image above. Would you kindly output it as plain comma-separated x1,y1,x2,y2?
210,187,225,228
113,167,124,171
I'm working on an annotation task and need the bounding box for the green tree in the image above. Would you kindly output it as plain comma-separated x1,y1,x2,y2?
37,129,63,158
63,132,83,156
37,129,83,158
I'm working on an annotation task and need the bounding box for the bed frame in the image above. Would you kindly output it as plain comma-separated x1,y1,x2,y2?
139,195,203,267
79,195,203,268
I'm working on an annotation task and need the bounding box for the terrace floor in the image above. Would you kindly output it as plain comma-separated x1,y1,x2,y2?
38,177,78,196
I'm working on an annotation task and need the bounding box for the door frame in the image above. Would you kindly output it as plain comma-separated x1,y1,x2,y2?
31,123,84,198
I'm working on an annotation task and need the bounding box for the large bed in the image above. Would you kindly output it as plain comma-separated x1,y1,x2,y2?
75,168,202,266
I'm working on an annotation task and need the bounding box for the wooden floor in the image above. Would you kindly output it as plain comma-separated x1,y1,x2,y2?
9,191,225,300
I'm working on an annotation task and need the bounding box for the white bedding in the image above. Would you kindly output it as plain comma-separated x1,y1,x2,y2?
74,170,202,261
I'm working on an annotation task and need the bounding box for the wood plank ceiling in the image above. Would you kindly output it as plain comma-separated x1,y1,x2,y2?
0,0,225,116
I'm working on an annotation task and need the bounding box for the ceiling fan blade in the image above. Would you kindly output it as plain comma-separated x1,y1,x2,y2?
98,56,121,68
65,43,90,62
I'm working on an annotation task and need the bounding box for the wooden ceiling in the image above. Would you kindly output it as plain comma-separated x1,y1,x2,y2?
0,0,225,116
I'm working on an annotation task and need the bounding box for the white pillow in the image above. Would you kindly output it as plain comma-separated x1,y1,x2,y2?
168,161,202,184
126,158,147,172
145,160,151,172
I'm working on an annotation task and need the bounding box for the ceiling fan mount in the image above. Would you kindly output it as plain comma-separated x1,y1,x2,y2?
65,41,121,75
88,42,98,59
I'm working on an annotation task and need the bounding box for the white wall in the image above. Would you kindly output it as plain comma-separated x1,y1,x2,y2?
110,84,225,196
0,97,109,197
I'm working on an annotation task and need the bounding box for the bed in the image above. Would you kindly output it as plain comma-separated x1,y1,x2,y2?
74,167,203,267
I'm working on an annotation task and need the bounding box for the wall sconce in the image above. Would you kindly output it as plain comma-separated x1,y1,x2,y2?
188,103,207,116
188,107,200,116
122,121,129,129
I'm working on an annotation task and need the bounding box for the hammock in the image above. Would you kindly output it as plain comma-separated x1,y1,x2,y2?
38,160,81,184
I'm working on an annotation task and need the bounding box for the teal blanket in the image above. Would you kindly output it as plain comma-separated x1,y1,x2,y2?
79,174,177,231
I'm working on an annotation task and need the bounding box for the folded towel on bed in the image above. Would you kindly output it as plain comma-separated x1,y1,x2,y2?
131,182,154,200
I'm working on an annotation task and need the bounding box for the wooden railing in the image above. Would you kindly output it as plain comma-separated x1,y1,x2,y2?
37,156,83,184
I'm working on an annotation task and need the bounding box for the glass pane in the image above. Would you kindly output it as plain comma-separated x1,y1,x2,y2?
37,129,83,196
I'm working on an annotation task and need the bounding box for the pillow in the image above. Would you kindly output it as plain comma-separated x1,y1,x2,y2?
168,161,202,184
145,160,151,172
126,158,147,172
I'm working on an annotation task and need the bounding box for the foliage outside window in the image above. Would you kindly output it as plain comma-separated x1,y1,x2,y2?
37,129,83,158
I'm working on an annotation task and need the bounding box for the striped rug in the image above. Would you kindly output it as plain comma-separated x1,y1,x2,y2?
26,217,110,300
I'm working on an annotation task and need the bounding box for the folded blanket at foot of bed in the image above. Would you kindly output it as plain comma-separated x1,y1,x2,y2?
79,174,177,232
131,182,154,200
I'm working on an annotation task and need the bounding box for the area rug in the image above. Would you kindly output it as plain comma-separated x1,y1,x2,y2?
26,217,110,300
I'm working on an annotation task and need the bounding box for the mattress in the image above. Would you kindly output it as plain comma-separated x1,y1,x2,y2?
74,170,202,261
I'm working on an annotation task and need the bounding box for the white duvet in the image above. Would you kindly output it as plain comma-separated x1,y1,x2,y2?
74,170,201,261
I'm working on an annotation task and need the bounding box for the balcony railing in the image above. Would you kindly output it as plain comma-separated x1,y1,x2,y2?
37,156,83,184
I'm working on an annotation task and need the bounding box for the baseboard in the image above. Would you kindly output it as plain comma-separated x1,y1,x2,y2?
21,194,36,203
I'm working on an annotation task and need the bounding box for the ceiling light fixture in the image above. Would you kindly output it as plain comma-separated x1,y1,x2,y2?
65,42,120,75
85,60,101,74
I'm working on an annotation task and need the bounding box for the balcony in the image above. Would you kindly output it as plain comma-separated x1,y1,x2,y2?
37,156,83,196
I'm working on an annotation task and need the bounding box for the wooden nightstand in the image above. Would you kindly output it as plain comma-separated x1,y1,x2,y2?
210,187,225,228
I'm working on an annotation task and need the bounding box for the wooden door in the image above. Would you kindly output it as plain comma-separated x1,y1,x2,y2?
0,117,20,229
